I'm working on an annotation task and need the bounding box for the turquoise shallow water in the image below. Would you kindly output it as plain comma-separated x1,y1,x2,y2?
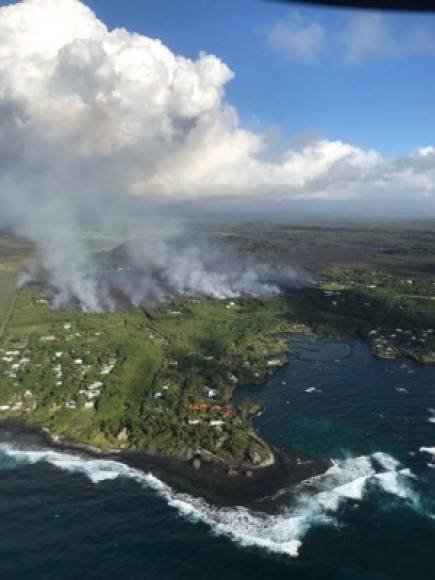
1,338,435,580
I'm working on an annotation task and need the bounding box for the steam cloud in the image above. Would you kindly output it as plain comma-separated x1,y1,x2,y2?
1,0,434,310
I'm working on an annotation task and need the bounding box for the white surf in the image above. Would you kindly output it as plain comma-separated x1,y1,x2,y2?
0,443,424,558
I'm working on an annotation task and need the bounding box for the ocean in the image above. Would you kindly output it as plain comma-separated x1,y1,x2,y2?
1,338,435,580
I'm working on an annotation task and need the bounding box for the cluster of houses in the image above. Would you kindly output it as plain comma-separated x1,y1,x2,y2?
59,356,116,411
0,338,35,412
187,402,234,426
368,327,434,359
0,319,118,414
1,347,30,380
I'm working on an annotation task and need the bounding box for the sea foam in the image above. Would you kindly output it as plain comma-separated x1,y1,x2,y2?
0,443,423,558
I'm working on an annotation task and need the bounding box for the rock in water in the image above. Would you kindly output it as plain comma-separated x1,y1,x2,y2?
191,457,201,470
247,448,262,465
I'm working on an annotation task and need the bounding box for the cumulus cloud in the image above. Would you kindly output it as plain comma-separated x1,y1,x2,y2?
0,0,434,308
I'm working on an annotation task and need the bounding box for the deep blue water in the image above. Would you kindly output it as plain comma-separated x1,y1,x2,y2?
1,338,435,580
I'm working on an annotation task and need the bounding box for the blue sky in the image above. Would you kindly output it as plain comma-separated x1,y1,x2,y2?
47,0,435,158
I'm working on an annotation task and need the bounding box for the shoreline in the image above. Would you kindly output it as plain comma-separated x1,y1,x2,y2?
0,418,330,511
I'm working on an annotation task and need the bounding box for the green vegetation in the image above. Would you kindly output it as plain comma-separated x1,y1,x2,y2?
0,289,294,462
3,220,435,465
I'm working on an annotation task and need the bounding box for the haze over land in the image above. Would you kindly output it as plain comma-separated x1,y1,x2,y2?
0,0,435,309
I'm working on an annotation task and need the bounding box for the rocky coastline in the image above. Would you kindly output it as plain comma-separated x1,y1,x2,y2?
0,418,330,511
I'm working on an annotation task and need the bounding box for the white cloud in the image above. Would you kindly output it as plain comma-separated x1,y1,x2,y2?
0,0,435,308
341,13,435,64
266,12,326,63
265,10,435,65
341,13,397,64
0,0,434,212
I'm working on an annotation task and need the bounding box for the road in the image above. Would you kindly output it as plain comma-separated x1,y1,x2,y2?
0,292,18,342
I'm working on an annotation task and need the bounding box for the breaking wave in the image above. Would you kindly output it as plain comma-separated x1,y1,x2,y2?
0,444,426,558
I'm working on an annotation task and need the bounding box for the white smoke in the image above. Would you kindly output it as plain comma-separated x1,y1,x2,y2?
0,0,434,309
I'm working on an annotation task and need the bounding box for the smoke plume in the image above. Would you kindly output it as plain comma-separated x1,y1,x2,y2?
1,0,433,309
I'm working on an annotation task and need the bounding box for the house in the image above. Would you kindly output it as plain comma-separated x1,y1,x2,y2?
210,420,224,427
0,405,10,411
74,358,83,365
205,387,218,399
154,392,162,399
189,403,208,411
65,400,77,409
64,322,72,330
41,334,57,342
221,405,234,418
84,401,94,409
89,381,103,389
55,352,63,358
267,359,281,367
86,389,101,399
188,419,201,425
99,363,114,375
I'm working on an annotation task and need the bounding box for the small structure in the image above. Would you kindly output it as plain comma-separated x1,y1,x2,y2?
267,359,281,367
41,334,57,342
99,363,114,375
117,427,129,442
205,387,218,399
188,419,201,425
